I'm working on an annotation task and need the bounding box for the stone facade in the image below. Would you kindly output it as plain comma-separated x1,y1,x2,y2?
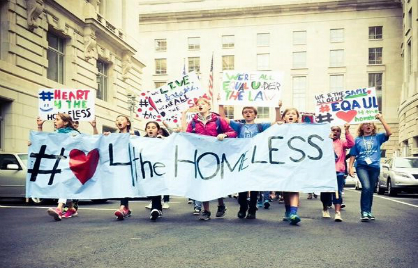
398,0,418,156
0,0,144,153
138,0,403,157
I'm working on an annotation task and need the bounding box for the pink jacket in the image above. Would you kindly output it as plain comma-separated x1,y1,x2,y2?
186,113,237,138
333,132,354,173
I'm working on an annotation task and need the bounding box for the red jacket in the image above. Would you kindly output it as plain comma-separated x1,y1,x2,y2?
186,113,237,138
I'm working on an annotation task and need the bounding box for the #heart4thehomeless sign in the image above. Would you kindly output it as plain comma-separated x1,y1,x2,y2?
314,87,379,126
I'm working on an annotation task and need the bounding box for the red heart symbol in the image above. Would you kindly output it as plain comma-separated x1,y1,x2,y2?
367,90,371,94
336,110,357,123
69,149,99,185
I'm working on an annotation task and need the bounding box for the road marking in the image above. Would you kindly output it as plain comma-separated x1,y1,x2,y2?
347,189,418,208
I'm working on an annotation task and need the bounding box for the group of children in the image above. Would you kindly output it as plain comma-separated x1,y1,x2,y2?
37,96,391,224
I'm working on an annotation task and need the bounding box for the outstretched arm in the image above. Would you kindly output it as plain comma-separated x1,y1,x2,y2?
376,113,392,137
274,100,282,123
37,117,45,132
89,117,98,135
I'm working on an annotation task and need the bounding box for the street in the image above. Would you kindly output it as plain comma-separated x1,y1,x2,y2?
1,189,417,268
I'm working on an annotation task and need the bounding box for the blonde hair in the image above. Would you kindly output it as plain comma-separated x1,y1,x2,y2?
357,123,377,137
194,97,211,106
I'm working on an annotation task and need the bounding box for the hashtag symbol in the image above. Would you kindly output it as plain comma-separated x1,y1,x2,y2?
138,99,149,107
319,105,330,113
316,113,334,123
39,91,54,101
28,145,66,185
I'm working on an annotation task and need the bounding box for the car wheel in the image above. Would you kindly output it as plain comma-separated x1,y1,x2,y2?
388,180,397,196
377,182,385,195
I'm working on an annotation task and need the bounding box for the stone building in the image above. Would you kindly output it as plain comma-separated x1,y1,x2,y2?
138,0,404,157
398,0,418,156
0,0,144,153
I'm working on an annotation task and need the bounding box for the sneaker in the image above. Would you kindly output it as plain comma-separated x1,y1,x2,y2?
246,209,256,219
47,208,62,221
145,202,152,209
289,213,301,225
257,201,263,208
283,211,290,221
307,193,312,199
278,197,284,204
193,208,201,215
341,203,346,209
313,194,318,199
150,209,162,221
334,211,342,222
237,207,247,219
63,208,78,218
199,210,211,221
360,212,369,222
216,205,227,218
162,202,170,209
322,210,331,218
114,208,131,220
264,201,270,209
188,199,193,204
367,212,375,220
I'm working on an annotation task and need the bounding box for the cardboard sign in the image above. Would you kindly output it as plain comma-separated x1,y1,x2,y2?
38,88,95,121
314,87,379,126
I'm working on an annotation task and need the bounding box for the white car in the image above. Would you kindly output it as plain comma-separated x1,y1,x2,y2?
377,157,418,196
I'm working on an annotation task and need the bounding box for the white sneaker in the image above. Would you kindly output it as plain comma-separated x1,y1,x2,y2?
162,202,170,209
145,202,152,209
335,211,343,222
322,210,331,218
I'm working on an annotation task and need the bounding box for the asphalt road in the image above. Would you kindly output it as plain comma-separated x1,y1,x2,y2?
1,189,417,268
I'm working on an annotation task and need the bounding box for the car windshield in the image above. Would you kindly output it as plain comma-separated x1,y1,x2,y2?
394,158,418,168
18,154,28,165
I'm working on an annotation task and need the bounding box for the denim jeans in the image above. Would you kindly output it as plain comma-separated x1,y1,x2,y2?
356,165,380,213
193,200,202,210
320,173,345,208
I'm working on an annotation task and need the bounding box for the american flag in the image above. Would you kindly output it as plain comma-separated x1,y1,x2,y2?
208,53,214,102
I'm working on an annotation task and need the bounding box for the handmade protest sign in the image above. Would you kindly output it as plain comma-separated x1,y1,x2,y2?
38,88,95,121
26,124,337,201
314,87,379,126
220,71,283,106
136,72,209,123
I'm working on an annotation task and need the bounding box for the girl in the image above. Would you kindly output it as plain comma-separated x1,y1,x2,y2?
321,123,354,222
110,115,136,220
348,114,391,222
185,97,237,221
278,108,302,225
37,113,80,221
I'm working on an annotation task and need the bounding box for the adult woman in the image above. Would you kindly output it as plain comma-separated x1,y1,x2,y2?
348,114,392,222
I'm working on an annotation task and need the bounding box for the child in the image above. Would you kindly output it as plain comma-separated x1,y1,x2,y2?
321,123,354,222
348,114,391,222
185,97,237,220
278,108,302,225
36,113,80,221
219,102,282,219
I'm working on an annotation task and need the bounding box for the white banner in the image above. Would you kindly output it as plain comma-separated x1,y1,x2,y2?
38,88,95,121
27,124,337,201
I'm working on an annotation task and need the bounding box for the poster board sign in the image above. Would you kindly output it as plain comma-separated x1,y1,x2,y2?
220,71,283,106
38,88,95,121
314,87,379,126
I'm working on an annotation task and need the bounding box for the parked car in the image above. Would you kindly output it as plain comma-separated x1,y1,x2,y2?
377,157,418,196
0,153,107,203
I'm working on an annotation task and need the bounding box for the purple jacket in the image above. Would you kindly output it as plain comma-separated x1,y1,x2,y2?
186,113,237,138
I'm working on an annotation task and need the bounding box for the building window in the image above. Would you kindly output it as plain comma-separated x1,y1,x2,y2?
96,60,108,101
155,58,167,74
330,49,344,67
257,107,269,119
292,76,306,112
257,54,270,70
155,82,166,88
188,57,200,73
257,33,270,46
47,32,64,83
369,26,383,39
369,48,382,64
222,35,234,48
407,41,412,75
222,55,234,71
369,73,383,112
188,37,200,50
293,31,306,45
330,75,344,92
293,51,306,68
330,29,344,43
224,106,234,119
155,39,167,52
